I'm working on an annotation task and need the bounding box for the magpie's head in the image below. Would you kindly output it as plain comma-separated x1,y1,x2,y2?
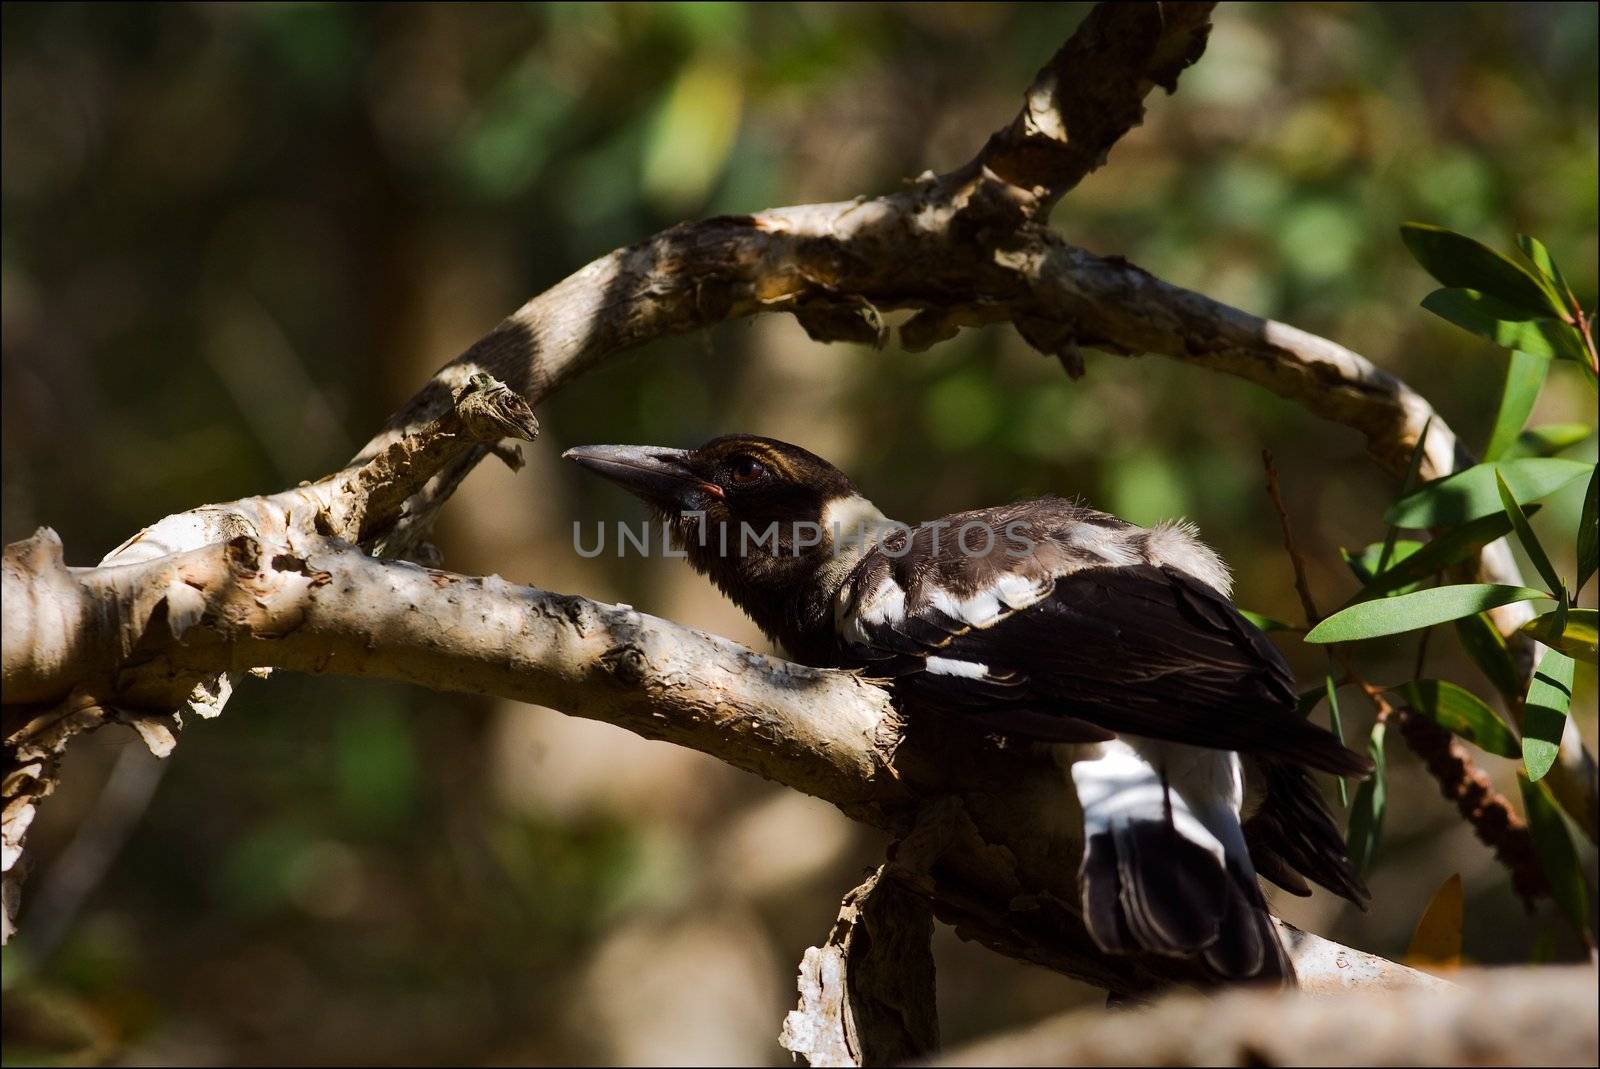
563,434,861,554
564,435,882,648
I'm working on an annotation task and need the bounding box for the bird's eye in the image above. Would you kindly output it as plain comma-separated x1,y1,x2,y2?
728,456,766,486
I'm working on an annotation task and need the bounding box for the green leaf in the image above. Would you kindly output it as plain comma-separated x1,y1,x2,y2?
1306,585,1550,644
1400,223,1562,316
1518,774,1594,945
1325,673,1348,806
1454,612,1524,701
1517,234,1576,312
1421,289,1578,362
1520,609,1598,661
1342,540,1424,587
1385,458,1590,527
1240,610,1295,633
1495,471,1566,598
1523,650,1575,782
1579,465,1598,594
1506,423,1593,459
1378,420,1434,574
1484,351,1550,461
1393,679,1519,758
1345,508,1539,604
1347,720,1387,878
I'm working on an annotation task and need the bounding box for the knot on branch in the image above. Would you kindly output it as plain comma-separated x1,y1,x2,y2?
225,534,262,577
598,641,650,688
454,372,541,445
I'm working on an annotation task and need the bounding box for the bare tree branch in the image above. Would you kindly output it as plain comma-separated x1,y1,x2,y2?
967,1,1216,210
935,965,1597,1067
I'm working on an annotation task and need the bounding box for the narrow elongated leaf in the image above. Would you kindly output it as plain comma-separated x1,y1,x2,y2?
1385,458,1590,527
1378,420,1434,574
1400,223,1562,316
1342,540,1424,587
1523,650,1575,782
1306,585,1550,644
1579,465,1598,594
1455,612,1524,701
1347,721,1387,877
1517,234,1576,311
1325,673,1348,806
1345,508,1540,605
1520,609,1599,661
1484,350,1550,461
1506,423,1593,459
1495,471,1565,597
1518,774,1594,945
1240,610,1295,633
1422,288,1575,362
1404,873,1463,969
1394,680,1519,758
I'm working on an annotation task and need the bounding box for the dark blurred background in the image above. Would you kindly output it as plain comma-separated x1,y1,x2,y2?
2,3,1596,1064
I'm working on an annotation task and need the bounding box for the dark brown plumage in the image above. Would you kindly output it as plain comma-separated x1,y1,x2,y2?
565,434,1371,988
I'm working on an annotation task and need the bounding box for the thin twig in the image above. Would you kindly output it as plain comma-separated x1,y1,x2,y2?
1262,450,1352,800
1262,449,1322,625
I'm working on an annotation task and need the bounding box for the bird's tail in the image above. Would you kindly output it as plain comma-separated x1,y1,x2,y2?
1243,756,1371,906
1070,738,1293,987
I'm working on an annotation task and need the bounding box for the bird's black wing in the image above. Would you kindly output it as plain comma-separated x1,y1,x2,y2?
843,561,1371,778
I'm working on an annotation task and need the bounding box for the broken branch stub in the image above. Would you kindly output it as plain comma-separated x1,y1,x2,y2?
781,867,939,1067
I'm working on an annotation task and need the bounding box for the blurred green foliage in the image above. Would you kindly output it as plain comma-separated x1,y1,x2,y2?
2,3,1596,1064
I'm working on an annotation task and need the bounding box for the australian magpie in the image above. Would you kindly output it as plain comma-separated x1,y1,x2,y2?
565,434,1372,986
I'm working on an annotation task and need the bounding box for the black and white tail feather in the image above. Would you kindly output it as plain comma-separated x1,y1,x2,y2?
1071,739,1293,984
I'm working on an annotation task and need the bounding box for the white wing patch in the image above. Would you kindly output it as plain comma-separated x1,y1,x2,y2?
992,571,1052,610
925,573,1052,631
837,573,907,646
923,656,989,679
926,585,1003,628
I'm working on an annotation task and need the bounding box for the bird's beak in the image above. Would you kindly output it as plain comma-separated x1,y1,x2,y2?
562,444,715,505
